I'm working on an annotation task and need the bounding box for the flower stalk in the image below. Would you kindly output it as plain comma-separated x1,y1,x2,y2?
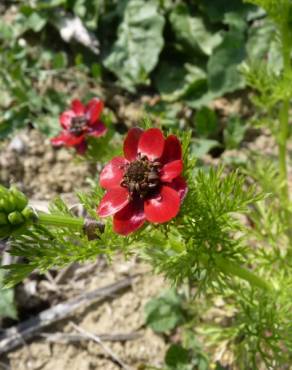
37,213,84,229
36,212,105,240
215,256,272,291
200,254,272,291
278,23,291,205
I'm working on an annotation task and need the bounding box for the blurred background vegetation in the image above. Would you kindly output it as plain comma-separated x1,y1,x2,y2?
0,0,280,158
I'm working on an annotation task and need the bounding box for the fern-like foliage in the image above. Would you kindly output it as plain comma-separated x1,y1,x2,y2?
135,167,264,292
2,191,124,287
200,282,292,369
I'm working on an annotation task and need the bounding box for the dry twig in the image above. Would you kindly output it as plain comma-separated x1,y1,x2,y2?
41,331,141,343
0,276,136,355
71,322,132,370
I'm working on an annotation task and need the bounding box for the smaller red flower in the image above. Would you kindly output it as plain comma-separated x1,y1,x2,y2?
51,98,107,154
97,127,188,235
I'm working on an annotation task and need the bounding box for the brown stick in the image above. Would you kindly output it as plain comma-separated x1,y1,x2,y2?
0,276,135,355
41,331,141,343
71,323,132,370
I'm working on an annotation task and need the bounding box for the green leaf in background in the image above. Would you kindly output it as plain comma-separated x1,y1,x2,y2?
165,344,189,369
145,101,182,127
191,138,220,158
224,115,247,149
246,19,282,74
169,4,222,56
91,63,102,79
155,62,206,102
195,106,218,137
207,28,246,95
144,289,185,333
36,116,60,137
223,11,247,31
199,0,253,23
0,20,14,40
25,12,47,32
185,90,217,109
0,269,17,320
104,0,165,90
52,52,68,69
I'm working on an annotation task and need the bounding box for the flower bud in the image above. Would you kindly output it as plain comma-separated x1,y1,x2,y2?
0,194,15,213
8,211,24,225
0,186,32,240
21,206,36,222
10,186,28,211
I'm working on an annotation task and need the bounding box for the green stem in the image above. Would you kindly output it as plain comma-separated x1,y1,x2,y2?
278,24,291,204
37,212,84,229
215,256,272,291
200,254,273,291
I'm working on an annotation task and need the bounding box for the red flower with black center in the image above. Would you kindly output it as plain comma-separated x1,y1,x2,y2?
97,127,188,235
51,98,107,154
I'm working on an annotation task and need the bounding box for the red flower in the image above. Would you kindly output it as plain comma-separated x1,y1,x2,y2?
51,98,107,154
97,128,188,235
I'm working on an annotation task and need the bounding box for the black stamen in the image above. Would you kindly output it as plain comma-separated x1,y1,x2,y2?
70,115,88,136
121,156,162,199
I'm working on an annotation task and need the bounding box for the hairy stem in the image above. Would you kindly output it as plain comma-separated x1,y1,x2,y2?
200,254,273,291
278,24,291,204
37,213,84,228
215,256,272,291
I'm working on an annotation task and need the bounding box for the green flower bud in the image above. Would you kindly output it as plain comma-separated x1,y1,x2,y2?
0,185,8,196
10,186,28,211
21,206,36,222
8,211,24,225
0,194,15,213
0,212,8,225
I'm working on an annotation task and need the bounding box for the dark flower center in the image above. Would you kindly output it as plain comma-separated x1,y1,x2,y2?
121,155,161,198
70,115,88,136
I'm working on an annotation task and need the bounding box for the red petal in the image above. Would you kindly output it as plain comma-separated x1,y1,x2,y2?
100,157,128,189
51,132,85,147
97,188,129,217
160,160,183,182
160,135,182,164
51,135,66,146
59,110,75,129
138,128,165,161
87,121,107,137
144,186,180,223
75,141,87,155
113,200,145,235
169,176,188,202
86,98,104,124
123,127,143,161
71,99,85,115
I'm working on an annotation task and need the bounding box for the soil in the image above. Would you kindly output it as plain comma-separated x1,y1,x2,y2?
7,258,167,370
0,129,91,199
0,128,169,370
